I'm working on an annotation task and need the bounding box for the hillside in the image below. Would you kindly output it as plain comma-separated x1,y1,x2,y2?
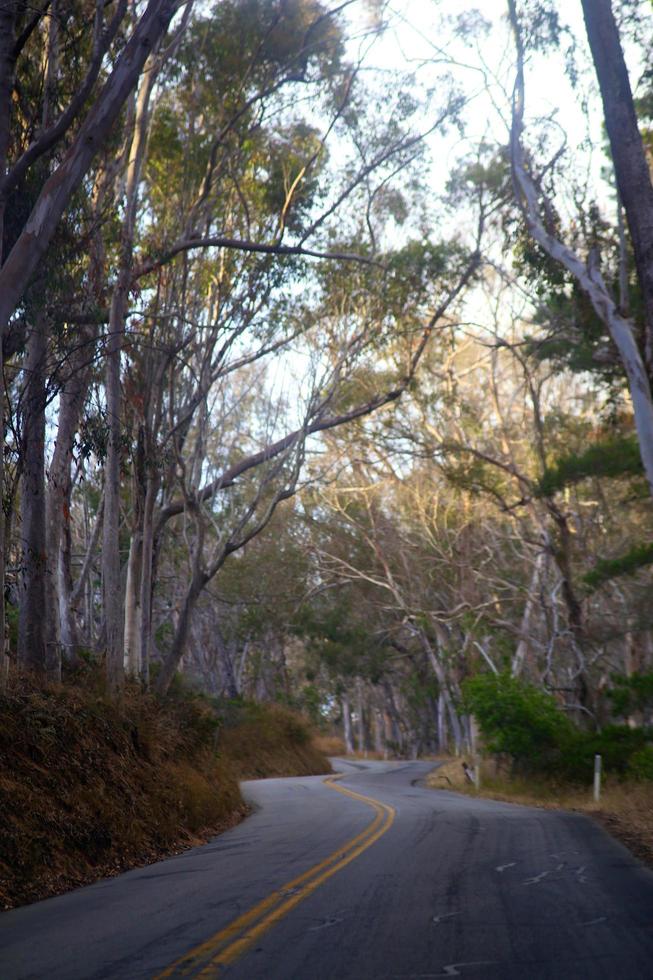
0,676,330,910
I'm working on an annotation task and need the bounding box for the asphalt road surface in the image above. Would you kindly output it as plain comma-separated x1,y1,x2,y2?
3,759,653,979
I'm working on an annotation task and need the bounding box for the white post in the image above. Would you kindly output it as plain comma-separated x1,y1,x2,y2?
593,754,602,803
474,756,481,791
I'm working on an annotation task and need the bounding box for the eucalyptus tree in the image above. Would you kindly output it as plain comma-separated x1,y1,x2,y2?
1,0,189,682
507,0,653,498
88,0,481,696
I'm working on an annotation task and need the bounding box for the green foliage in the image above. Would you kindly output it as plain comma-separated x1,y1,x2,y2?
462,672,572,773
536,435,643,497
293,599,388,683
465,673,653,782
584,545,653,590
628,746,653,781
607,672,653,719
562,726,653,782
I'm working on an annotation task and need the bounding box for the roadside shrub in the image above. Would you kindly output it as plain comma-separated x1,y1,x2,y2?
463,672,572,774
557,725,653,782
628,746,653,781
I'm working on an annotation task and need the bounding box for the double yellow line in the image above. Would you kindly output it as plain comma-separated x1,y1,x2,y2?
156,774,395,978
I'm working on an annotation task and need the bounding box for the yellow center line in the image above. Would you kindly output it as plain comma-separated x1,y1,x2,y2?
155,774,395,978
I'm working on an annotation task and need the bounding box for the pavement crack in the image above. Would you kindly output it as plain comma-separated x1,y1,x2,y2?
495,861,516,873
522,870,550,886
574,865,588,884
432,911,462,925
393,961,497,977
307,915,344,931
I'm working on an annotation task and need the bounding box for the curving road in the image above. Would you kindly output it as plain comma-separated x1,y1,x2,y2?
2,759,653,979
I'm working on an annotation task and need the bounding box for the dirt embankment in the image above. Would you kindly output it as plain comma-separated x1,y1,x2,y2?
0,677,330,910
427,757,653,871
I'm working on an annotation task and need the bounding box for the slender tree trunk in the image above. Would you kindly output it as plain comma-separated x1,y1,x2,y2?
0,1,17,687
215,618,239,698
419,626,466,754
103,60,157,694
123,531,143,677
45,338,93,667
512,548,547,678
580,0,653,369
373,707,384,756
102,316,124,694
59,530,81,659
138,472,158,686
445,692,464,756
235,641,250,695
437,691,448,754
154,571,206,695
356,677,366,756
341,692,354,754
67,491,103,652
18,320,51,675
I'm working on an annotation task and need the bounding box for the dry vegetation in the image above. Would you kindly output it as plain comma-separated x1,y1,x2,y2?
311,734,347,757
0,675,330,910
219,702,333,779
427,758,653,870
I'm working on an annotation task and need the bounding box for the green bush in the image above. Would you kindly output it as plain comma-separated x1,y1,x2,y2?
627,746,653,781
607,672,653,719
558,725,652,781
464,672,653,783
463,672,572,774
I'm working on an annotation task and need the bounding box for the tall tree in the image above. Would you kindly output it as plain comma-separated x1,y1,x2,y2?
580,0,653,368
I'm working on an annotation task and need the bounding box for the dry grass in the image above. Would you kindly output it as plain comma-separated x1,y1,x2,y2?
312,734,346,756
0,677,330,910
220,703,331,779
0,674,247,910
426,757,653,870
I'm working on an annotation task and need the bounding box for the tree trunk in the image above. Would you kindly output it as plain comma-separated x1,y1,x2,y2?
373,707,384,756
45,337,93,668
18,320,50,676
512,548,548,678
580,0,653,368
341,692,354,754
138,472,158,686
215,619,239,698
0,0,176,340
356,677,366,756
509,0,653,501
437,691,448,754
103,58,157,694
0,2,16,686
123,531,143,677
154,571,206,696
102,314,124,694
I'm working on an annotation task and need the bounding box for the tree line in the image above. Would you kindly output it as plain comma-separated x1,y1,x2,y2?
3,0,653,758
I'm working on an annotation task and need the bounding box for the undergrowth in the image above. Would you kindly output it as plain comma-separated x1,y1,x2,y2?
218,699,332,778
0,673,330,909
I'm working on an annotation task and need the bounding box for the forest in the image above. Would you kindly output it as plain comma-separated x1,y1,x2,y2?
2,0,653,781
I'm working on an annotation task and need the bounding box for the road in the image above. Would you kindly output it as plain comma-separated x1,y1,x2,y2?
2,759,653,979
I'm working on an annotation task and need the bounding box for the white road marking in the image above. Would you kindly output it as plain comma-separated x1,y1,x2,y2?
432,911,462,924
523,870,550,885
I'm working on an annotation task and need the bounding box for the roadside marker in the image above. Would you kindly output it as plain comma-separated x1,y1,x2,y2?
593,754,602,803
